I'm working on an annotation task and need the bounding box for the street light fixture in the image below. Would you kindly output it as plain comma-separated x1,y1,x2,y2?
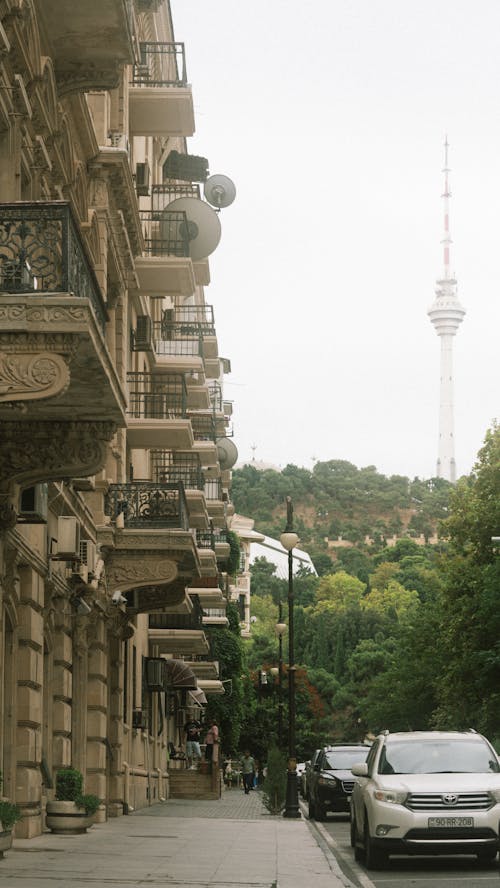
280,495,300,819
274,615,287,748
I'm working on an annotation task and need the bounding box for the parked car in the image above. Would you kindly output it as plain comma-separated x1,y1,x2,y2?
302,749,321,801
350,729,500,870
308,745,370,820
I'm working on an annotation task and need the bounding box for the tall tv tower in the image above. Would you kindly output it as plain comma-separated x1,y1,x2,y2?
427,138,466,482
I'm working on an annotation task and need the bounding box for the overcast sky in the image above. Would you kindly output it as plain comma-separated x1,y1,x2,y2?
171,0,499,480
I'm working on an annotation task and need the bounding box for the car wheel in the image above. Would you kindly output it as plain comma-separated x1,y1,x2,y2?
363,813,387,870
308,797,316,819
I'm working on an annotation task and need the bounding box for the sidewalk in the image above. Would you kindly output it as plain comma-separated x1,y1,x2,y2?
0,788,350,888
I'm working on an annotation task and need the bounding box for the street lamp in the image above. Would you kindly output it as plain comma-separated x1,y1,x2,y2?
273,610,287,748
280,495,300,819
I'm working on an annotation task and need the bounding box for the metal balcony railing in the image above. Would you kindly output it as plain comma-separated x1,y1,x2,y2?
131,42,188,87
152,184,200,213
106,481,189,529
213,529,229,545
204,479,223,501
208,381,223,411
0,201,106,332
139,210,190,258
196,528,215,550
127,372,187,418
149,610,203,631
153,321,203,358
151,451,204,489
188,412,217,442
162,305,215,333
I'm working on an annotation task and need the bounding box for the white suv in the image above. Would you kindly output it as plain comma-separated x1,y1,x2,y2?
350,730,500,869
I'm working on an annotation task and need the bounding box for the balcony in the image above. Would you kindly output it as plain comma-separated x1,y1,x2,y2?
151,450,208,530
204,479,225,521
0,201,126,486
195,529,218,577
37,0,135,93
135,209,195,298
161,316,218,362
129,43,194,137
126,372,192,449
152,320,204,376
149,612,208,656
100,481,200,604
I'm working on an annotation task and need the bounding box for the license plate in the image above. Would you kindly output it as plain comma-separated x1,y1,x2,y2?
428,817,474,828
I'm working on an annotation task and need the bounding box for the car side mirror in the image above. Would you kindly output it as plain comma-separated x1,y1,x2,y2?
351,762,368,777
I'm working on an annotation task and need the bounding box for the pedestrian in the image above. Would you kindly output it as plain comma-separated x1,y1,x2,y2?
183,717,201,769
203,719,219,761
241,749,256,794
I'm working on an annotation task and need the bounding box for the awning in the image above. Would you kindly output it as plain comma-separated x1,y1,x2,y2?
188,688,208,706
165,658,198,690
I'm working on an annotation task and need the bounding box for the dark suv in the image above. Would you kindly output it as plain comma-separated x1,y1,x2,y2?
308,745,370,821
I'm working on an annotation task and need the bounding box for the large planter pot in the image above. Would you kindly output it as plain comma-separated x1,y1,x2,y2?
0,830,12,858
45,801,92,835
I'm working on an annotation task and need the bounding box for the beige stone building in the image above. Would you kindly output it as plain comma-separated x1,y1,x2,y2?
0,0,240,837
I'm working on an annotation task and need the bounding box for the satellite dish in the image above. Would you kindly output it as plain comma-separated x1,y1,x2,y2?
204,174,236,209
162,197,221,261
216,437,238,471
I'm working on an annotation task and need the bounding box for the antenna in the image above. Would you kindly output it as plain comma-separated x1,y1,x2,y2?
441,135,452,280
203,174,236,209
251,443,257,461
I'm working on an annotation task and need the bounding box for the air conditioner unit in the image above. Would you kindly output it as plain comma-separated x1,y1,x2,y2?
135,162,150,197
133,315,153,352
57,517,80,558
146,658,167,691
80,540,97,575
19,484,48,523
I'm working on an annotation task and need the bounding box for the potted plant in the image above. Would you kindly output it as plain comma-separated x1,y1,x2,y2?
0,772,22,858
46,768,101,834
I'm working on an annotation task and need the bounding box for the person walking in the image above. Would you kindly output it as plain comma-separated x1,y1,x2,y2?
183,717,201,769
241,749,256,795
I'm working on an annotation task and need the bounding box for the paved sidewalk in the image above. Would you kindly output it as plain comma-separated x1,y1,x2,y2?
0,788,351,888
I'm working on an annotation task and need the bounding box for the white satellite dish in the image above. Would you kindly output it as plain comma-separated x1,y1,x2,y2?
216,437,238,471
162,197,221,261
204,174,236,209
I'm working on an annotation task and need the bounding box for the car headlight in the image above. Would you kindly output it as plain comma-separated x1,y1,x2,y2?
318,775,338,787
373,789,407,805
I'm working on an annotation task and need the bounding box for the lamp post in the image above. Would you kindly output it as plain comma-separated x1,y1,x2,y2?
280,495,300,819
273,600,287,748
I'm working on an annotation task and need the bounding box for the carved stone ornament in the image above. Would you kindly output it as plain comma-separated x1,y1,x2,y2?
105,554,178,595
0,352,70,402
0,419,116,487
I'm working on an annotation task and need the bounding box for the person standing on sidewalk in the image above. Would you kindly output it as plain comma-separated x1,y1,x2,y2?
241,750,256,794
203,719,219,761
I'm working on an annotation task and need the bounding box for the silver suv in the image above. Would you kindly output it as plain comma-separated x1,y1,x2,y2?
350,730,500,869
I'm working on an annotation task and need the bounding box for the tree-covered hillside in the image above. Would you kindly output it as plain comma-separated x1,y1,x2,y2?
232,459,452,569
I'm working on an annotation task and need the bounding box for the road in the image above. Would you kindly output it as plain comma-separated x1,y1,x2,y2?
303,807,500,888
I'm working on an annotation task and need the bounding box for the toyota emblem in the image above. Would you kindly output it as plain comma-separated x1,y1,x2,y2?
442,793,459,806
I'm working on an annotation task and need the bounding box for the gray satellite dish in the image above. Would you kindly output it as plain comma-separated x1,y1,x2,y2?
216,437,238,471
204,174,236,209
162,197,221,261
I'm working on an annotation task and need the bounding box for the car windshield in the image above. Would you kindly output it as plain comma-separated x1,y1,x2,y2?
324,749,368,770
378,739,500,775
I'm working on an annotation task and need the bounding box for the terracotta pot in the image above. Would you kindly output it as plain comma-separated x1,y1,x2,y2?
0,830,12,858
45,800,92,834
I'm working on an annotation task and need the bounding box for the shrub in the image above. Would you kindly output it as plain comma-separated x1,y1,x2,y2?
55,768,101,816
261,746,287,815
0,800,22,831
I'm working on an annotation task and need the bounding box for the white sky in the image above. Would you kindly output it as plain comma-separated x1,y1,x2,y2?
171,0,499,480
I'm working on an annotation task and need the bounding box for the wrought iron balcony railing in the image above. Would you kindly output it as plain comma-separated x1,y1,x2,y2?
132,42,188,87
127,372,187,418
188,412,217,442
208,381,223,411
162,304,215,333
152,184,200,213
0,202,106,332
204,479,223,501
106,481,189,530
149,610,203,631
152,321,202,358
151,450,204,489
196,528,215,550
140,210,190,257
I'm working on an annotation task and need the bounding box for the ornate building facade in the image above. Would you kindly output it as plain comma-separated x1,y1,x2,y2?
0,0,238,837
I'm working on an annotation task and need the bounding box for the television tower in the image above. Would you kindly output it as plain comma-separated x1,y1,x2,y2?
427,138,465,482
